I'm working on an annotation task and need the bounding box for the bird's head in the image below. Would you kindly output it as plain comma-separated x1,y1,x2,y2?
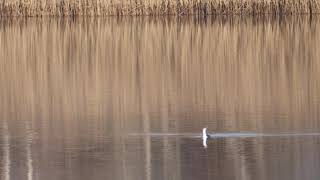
202,128,207,134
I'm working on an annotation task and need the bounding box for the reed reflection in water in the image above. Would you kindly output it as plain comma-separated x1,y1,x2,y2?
1,16,320,180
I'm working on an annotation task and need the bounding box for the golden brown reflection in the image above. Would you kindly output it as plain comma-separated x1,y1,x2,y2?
0,16,320,180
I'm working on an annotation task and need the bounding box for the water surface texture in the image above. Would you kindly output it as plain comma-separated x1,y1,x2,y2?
1,16,320,180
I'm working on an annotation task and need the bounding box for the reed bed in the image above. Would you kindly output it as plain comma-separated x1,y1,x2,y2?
0,0,319,16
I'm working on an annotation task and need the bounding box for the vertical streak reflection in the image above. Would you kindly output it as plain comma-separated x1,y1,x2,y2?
2,120,10,180
142,100,151,180
26,120,33,180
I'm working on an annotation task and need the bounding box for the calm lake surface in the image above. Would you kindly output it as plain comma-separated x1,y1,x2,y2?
1,16,320,180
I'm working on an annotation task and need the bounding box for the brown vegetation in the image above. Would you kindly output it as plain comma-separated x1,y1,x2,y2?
0,0,319,16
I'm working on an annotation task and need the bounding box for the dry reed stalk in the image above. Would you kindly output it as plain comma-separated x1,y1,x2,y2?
0,0,319,16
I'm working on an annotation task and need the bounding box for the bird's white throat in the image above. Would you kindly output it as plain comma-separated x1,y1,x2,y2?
202,128,208,139
202,128,208,148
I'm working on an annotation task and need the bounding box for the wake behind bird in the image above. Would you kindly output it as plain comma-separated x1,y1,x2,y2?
128,132,320,139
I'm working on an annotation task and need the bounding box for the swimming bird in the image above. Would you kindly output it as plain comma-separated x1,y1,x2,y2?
202,128,210,139
202,128,210,148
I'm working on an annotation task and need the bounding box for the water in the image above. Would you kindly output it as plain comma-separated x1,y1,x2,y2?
1,16,320,180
